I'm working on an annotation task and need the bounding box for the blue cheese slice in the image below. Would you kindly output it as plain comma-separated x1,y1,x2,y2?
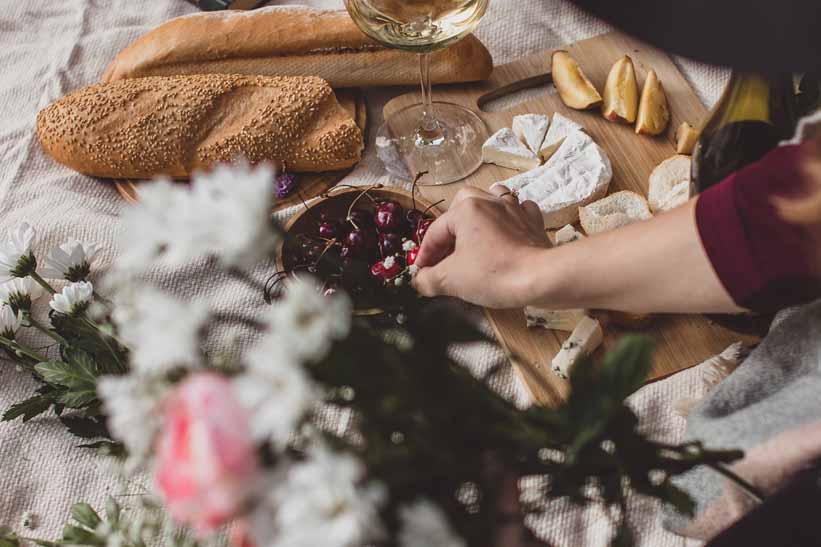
539,112,584,161
551,316,603,379
482,128,541,171
525,307,587,332
500,130,612,228
512,114,550,156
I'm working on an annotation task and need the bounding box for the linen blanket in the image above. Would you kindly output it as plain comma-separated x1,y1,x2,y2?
0,1,730,545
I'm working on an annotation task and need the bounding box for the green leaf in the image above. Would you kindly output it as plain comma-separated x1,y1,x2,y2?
599,335,655,401
57,390,98,409
0,527,19,547
78,441,125,457
61,524,102,546
35,360,97,391
657,480,696,517
70,503,101,530
32,540,60,547
104,497,120,527
2,394,54,422
60,416,109,440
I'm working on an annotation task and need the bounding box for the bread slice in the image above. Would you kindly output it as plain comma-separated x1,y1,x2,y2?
101,6,493,88
579,191,653,235
648,155,692,212
36,74,363,179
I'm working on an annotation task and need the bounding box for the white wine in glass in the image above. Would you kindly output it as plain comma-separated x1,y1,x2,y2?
344,0,490,184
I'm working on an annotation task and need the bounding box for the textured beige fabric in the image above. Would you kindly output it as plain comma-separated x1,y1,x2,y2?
0,0,730,544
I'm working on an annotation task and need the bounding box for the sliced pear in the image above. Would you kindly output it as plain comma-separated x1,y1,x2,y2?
551,50,602,110
675,121,699,154
601,55,639,123
635,69,670,136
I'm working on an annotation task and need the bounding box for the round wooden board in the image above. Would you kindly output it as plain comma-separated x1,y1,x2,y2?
114,89,367,212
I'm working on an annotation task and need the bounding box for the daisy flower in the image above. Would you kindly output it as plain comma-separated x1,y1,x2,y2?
0,223,37,282
41,239,100,281
0,304,23,339
0,277,44,313
49,281,93,316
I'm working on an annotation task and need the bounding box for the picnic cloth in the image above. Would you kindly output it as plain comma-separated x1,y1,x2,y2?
0,1,732,545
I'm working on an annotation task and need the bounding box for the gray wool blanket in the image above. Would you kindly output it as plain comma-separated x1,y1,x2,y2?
666,301,821,540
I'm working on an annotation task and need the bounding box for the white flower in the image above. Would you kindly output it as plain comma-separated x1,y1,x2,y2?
402,240,417,252
408,264,419,276
264,277,352,364
383,255,396,269
0,277,44,312
0,304,23,338
49,281,93,316
113,287,209,374
233,333,319,447
394,277,404,287
118,163,277,272
0,223,37,282
398,499,466,547
41,239,100,281
256,446,385,547
97,374,167,462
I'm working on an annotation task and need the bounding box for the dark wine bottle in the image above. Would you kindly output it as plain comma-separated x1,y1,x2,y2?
692,71,797,193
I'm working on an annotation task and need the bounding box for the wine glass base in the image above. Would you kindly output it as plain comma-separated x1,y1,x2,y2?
375,102,488,185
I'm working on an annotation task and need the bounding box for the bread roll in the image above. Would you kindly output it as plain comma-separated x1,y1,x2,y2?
102,6,493,88
36,74,363,180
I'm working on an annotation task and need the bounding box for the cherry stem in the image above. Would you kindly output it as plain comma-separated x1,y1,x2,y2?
345,185,382,229
410,171,428,212
422,199,446,217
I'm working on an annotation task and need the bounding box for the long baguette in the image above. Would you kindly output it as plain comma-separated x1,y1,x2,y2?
37,74,363,179
102,6,493,88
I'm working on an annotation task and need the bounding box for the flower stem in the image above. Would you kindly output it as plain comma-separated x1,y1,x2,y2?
706,462,765,504
26,315,68,345
29,271,56,295
0,335,49,363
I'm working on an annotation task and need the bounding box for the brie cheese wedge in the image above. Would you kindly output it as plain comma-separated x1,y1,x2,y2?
482,128,541,171
501,130,613,228
551,316,603,379
512,114,550,156
525,307,587,332
539,112,584,161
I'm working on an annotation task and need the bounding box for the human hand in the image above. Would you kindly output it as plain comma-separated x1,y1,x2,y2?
412,185,549,309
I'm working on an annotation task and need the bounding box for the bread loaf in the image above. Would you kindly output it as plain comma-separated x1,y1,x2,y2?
102,6,493,88
36,74,363,180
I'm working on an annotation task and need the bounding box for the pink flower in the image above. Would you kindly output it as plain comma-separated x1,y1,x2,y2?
155,373,260,536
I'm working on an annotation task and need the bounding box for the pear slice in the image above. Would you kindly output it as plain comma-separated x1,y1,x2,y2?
635,69,670,136
675,121,699,154
551,50,602,110
601,55,638,123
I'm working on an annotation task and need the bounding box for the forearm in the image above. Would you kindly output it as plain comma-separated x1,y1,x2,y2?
523,198,744,314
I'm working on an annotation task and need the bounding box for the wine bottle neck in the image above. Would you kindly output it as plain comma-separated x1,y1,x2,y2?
718,70,796,128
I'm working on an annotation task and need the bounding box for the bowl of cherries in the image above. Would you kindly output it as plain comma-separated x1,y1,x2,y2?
275,185,439,315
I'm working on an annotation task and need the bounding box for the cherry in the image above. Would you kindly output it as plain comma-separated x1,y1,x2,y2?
405,209,424,234
339,245,353,259
370,257,401,281
378,233,402,258
374,200,404,233
344,229,375,257
318,221,340,239
414,218,433,243
347,208,373,230
406,247,419,266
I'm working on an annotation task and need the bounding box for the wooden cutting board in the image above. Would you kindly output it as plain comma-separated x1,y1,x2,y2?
383,31,756,406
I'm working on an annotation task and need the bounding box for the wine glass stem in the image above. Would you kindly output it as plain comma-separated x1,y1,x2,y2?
416,52,445,146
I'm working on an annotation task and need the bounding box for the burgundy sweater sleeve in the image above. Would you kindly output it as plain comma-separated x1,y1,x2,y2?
696,142,820,312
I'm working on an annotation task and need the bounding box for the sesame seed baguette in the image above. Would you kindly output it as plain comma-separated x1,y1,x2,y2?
101,6,493,88
36,74,363,180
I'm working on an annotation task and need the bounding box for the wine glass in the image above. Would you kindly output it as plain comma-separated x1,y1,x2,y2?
344,0,490,185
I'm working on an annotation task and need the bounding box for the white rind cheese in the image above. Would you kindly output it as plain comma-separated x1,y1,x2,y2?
551,316,603,379
539,112,584,161
501,130,613,228
512,114,550,156
525,307,587,332
482,128,541,171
